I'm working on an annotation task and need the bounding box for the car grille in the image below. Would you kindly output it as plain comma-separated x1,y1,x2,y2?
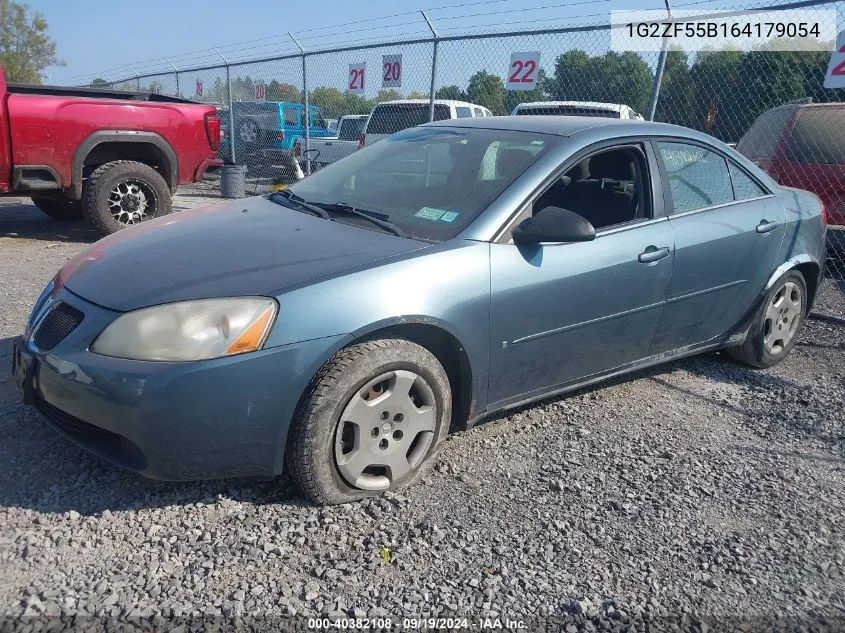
32,302,83,351
35,395,117,442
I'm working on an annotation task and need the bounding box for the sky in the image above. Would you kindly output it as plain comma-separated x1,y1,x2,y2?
29,0,665,86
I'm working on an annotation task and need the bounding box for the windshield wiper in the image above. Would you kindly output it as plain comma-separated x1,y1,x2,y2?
269,189,332,221
315,202,409,239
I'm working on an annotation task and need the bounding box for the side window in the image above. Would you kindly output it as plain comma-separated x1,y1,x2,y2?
456,106,472,118
312,111,327,130
283,108,299,127
530,146,650,231
729,162,767,200
657,141,733,213
472,107,483,118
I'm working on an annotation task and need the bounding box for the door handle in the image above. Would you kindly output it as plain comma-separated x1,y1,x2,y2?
638,246,671,264
756,220,779,234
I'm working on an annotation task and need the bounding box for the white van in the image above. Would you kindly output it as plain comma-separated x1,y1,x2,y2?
511,101,644,120
361,99,493,146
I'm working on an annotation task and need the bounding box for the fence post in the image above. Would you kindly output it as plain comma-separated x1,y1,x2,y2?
421,11,439,122
214,48,236,165
290,32,310,175
129,66,141,91
166,59,180,97
645,0,672,121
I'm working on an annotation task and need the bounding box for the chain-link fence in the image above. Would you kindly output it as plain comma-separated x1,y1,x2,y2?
75,0,844,319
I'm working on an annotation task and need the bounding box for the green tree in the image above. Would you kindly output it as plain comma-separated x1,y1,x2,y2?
466,70,505,114
91,77,109,86
0,0,63,83
547,50,653,112
376,88,401,102
687,49,743,140
406,90,428,100
267,80,300,102
435,85,465,100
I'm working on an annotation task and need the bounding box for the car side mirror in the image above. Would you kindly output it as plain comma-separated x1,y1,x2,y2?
512,206,596,245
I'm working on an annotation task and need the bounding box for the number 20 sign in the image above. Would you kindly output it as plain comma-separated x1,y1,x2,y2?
348,63,366,95
506,51,540,91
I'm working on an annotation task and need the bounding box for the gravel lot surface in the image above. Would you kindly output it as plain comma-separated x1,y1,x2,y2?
1,191,844,631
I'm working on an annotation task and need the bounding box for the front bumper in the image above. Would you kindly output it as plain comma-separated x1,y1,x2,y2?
14,288,345,481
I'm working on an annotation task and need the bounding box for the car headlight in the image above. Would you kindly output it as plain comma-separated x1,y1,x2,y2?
91,298,278,361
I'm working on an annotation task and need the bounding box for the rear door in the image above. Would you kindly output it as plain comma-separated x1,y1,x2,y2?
651,139,785,352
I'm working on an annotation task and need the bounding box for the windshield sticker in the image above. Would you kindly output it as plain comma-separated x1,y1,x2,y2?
415,207,446,221
439,211,460,223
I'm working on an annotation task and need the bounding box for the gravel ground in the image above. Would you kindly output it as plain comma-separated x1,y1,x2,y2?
1,193,844,632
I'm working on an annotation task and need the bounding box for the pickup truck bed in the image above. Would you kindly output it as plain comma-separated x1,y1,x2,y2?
0,68,222,235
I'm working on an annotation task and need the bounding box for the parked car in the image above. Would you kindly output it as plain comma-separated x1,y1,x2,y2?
14,117,825,505
219,101,334,177
512,101,644,120
293,114,369,168
736,102,844,231
0,67,222,235
361,99,493,146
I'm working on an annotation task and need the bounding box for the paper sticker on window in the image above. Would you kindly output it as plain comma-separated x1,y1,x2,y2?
415,207,446,221
439,211,460,223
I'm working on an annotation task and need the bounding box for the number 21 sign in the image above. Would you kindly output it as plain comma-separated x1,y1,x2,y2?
506,51,540,91
348,63,366,95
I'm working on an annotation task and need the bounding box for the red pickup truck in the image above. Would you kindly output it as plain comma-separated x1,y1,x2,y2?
0,67,221,234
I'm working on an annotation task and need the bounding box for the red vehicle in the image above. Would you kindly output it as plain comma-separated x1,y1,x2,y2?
0,67,221,234
737,102,844,231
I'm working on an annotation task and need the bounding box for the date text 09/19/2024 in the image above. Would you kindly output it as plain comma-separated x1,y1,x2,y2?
307,617,529,630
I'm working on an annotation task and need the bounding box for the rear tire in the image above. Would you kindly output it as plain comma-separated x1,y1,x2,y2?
31,196,83,221
82,161,171,236
287,338,452,505
727,269,807,368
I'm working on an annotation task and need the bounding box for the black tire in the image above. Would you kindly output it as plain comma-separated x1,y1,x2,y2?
237,118,264,147
82,161,171,236
287,338,452,505
31,196,83,221
727,269,807,368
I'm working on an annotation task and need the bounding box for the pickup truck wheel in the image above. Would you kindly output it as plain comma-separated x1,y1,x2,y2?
83,161,171,235
31,196,83,221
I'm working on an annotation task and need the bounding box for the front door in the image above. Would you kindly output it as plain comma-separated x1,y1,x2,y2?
487,142,674,408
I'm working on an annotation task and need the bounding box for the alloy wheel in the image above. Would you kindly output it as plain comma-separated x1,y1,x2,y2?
763,280,802,355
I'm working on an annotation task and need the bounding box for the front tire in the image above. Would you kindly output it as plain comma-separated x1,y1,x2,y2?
82,161,171,235
727,269,807,368
32,195,83,221
287,338,452,505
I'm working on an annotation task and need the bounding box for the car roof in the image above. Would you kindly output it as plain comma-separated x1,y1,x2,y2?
515,101,632,112
375,99,486,108
423,115,677,137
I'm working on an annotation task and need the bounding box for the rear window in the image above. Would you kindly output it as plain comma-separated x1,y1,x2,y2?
736,107,793,159
516,105,620,118
338,117,367,141
366,104,451,134
786,107,845,165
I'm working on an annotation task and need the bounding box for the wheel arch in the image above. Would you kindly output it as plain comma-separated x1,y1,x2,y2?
765,254,821,313
71,131,178,199
291,318,476,437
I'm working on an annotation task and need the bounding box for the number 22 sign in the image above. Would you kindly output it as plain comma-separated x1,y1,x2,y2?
506,52,540,91
348,63,366,95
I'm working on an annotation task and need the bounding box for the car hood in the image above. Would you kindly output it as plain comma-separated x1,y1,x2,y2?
61,196,429,312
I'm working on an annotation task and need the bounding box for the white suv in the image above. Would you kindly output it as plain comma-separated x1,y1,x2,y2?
361,99,493,147
511,101,644,120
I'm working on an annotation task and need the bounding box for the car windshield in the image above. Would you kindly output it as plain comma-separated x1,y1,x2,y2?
286,126,557,241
